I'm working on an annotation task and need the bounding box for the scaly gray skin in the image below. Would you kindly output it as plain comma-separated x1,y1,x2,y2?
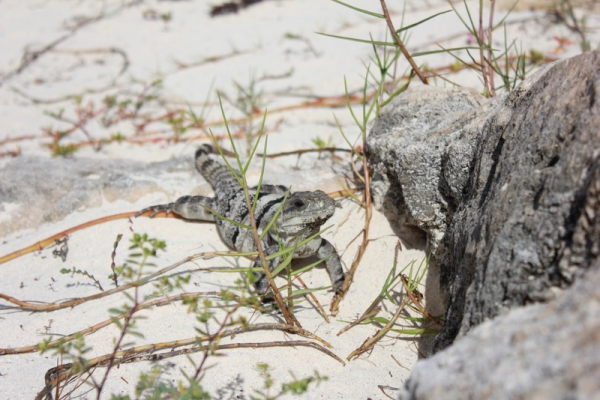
136,144,345,296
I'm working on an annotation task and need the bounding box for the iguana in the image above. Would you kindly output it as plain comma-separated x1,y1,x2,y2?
136,144,345,297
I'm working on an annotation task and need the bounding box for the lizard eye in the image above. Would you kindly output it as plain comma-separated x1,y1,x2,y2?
293,199,305,208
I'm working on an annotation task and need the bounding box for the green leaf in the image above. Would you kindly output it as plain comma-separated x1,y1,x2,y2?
271,240,297,276
110,316,123,329
389,328,439,335
286,286,331,297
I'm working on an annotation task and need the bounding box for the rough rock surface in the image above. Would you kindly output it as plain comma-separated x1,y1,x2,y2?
0,156,195,236
367,84,489,250
367,50,600,397
399,258,600,400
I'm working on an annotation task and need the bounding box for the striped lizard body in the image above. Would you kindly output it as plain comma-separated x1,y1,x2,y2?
136,144,345,296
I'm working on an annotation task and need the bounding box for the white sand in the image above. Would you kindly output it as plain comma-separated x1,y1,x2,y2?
1,0,598,398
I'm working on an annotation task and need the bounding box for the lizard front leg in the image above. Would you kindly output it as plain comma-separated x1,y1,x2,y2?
253,240,345,297
252,244,282,296
317,238,345,294
136,195,216,221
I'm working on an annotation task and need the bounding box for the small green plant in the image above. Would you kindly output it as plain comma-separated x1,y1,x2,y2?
60,267,104,291
283,32,322,57
51,143,78,156
40,233,167,398
551,0,593,52
343,254,441,360
252,363,328,400
311,135,333,149
142,8,172,23
164,109,189,140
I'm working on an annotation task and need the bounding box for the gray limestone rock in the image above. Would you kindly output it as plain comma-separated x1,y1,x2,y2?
367,84,491,249
399,258,600,400
0,156,196,237
435,50,599,353
367,50,600,398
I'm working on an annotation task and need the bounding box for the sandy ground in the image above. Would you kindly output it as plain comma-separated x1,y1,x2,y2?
1,0,598,399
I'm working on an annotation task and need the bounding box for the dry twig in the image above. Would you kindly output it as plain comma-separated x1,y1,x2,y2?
380,0,428,84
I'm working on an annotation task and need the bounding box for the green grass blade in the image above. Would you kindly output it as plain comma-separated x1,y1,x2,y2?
316,32,396,47
412,46,490,57
252,135,269,213
390,328,439,335
291,254,332,276
259,188,291,241
286,286,332,297
399,314,443,323
244,110,267,173
217,94,244,174
399,259,416,274
364,66,384,122
493,0,519,30
333,114,360,159
379,73,413,108
330,0,384,18
337,179,363,205
271,237,298,276
503,25,510,85
362,64,372,124
209,129,243,187
448,0,475,35
462,0,480,40
205,266,263,273
369,316,391,324
344,77,362,130
396,10,452,33
429,70,463,88
369,33,385,73
266,285,330,300
197,202,252,230
266,226,333,260
439,44,481,72
207,251,259,258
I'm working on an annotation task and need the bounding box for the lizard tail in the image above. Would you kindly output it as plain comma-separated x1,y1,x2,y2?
195,144,241,193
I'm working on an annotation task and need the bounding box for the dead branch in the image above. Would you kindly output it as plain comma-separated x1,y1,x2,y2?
380,0,428,84
346,297,408,361
400,274,442,327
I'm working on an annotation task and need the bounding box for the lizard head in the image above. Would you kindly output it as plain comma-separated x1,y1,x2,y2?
277,190,336,236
